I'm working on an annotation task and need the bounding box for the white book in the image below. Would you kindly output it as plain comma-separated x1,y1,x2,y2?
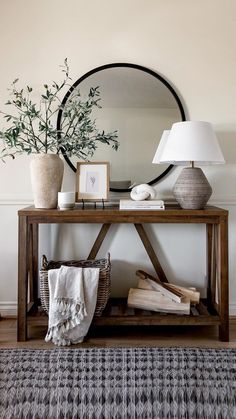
120,199,164,206
119,199,165,210
120,206,165,210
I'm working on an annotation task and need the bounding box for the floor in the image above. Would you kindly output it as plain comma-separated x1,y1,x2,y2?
1,318,236,349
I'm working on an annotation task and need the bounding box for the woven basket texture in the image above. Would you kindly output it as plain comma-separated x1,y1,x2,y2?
39,254,111,317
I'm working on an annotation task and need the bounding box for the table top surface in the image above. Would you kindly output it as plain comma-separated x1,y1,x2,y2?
18,204,228,219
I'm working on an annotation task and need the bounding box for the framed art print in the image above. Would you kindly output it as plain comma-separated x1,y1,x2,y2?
76,162,110,201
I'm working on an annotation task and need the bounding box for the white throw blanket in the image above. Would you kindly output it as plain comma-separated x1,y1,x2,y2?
45,265,99,346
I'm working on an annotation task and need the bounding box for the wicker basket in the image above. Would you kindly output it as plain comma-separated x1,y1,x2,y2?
39,253,111,317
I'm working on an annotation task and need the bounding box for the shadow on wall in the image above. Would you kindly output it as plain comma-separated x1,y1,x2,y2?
110,259,144,297
49,223,120,261
218,131,236,164
203,131,236,197
50,224,80,260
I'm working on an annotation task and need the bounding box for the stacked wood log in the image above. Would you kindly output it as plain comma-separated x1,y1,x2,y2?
127,270,200,315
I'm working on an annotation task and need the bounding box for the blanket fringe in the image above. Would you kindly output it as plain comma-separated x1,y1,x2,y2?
54,298,87,318
45,298,87,346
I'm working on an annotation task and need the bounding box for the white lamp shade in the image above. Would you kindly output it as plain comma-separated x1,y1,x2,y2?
157,121,225,165
152,130,170,163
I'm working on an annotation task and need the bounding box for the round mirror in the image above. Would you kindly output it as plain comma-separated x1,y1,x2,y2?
57,63,186,192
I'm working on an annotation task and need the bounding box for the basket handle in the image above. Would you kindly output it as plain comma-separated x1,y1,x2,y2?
41,254,48,270
107,252,111,265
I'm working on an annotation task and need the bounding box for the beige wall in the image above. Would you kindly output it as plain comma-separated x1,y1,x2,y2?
0,0,236,315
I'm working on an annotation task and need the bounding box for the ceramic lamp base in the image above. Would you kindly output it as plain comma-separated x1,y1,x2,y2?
173,167,212,210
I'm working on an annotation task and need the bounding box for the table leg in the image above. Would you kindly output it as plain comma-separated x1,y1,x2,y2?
31,223,39,304
17,215,28,341
134,223,168,283
87,224,111,259
206,224,213,303
218,216,229,341
207,224,217,308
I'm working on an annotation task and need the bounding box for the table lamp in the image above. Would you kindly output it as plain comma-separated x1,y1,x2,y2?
152,121,225,209
152,130,170,163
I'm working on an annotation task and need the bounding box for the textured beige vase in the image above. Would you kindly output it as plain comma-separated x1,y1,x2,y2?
173,167,212,210
30,154,64,209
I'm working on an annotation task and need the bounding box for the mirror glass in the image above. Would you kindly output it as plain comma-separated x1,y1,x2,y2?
58,64,185,191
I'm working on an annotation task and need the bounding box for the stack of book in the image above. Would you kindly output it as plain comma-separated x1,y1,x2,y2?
119,199,165,210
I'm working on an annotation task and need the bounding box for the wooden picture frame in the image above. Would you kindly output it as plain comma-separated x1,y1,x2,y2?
76,162,110,201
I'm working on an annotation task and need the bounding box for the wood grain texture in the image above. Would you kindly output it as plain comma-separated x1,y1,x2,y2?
166,284,200,305
134,224,168,282
207,223,213,303
17,205,229,342
28,223,38,303
17,215,28,341
137,275,200,305
87,224,111,259
219,216,229,341
19,205,227,224
127,289,190,314
136,270,183,300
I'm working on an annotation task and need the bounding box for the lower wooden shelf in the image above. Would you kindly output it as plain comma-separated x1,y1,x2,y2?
28,297,220,327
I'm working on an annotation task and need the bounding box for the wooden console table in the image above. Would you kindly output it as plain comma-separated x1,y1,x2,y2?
17,205,229,342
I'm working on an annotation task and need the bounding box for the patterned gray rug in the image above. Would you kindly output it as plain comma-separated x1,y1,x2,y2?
0,347,235,419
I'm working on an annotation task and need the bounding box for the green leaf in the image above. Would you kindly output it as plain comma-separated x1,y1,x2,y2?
0,60,119,160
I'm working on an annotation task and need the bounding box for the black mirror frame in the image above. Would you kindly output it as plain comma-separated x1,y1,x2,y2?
57,63,186,193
